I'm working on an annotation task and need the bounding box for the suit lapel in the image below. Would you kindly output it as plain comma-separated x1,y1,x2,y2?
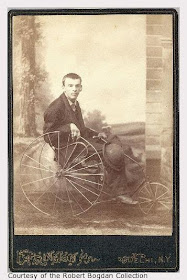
60,93,84,129
76,103,85,129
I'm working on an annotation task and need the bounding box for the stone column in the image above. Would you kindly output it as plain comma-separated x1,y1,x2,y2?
145,15,163,179
160,37,173,190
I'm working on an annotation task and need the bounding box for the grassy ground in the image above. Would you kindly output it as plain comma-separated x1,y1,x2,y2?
12,125,172,236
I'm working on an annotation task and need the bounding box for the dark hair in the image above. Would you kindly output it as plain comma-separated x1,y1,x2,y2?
62,73,82,86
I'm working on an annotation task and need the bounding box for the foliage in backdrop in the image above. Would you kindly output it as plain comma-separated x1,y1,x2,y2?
13,16,52,137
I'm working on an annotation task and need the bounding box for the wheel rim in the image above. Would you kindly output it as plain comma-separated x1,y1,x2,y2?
138,182,172,215
20,132,105,216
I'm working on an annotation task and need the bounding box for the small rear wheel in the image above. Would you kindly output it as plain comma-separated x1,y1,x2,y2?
138,182,172,215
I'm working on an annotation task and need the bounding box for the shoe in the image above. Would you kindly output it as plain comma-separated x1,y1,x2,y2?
117,195,138,205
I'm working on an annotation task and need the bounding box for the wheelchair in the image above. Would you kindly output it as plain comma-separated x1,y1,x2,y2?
20,131,172,217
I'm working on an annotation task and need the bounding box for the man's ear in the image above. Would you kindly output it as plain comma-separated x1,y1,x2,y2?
62,84,65,91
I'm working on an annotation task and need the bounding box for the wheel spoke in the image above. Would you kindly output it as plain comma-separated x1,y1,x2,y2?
32,179,58,204
68,188,85,213
51,181,60,212
139,200,154,215
22,164,55,173
52,195,57,213
158,201,171,210
66,152,98,172
83,182,109,196
66,178,93,205
27,137,44,152
66,145,89,168
68,163,102,173
139,187,150,198
21,174,56,187
20,173,38,176
65,173,103,187
144,184,153,197
146,201,155,214
53,193,67,204
62,134,71,169
67,179,100,197
139,200,153,205
21,164,55,173
154,184,158,199
156,190,169,200
69,178,109,196
65,181,76,215
22,189,51,216
63,142,78,170
67,152,97,171
40,154,55,165
94,198,115,204
138,196,152,202
97,189,111,196
69,173,103,176
24,154,55,173
158,199,172,203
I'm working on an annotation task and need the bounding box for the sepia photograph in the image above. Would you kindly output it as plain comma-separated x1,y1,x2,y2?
9,9,178,271
12,12,174,235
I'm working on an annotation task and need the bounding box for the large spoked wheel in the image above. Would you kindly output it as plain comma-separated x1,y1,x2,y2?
20,131,105,216
138,182,172,215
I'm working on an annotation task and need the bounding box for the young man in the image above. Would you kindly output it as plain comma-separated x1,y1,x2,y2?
43,73,137,204
43,73,98,146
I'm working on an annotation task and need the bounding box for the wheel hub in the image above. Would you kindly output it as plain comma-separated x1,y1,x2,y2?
56,169,67,178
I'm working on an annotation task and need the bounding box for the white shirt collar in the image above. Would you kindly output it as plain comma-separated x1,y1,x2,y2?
64,92,77,106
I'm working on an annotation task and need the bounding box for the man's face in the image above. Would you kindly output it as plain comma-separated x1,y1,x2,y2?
63,78,82,102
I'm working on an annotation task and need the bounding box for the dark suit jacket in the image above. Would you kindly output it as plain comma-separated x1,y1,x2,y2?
43,93,97,147
43,93,131,197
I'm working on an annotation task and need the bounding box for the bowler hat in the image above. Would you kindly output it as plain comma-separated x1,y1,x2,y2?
103,143,124,171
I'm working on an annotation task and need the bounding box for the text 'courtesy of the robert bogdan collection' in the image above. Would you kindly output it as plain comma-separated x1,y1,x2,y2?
8,272,149,279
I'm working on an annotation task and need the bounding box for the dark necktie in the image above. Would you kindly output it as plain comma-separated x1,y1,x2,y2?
71,103,76,112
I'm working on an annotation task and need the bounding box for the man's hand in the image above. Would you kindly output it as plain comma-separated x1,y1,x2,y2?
98,132,107,139
70,123,80,140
